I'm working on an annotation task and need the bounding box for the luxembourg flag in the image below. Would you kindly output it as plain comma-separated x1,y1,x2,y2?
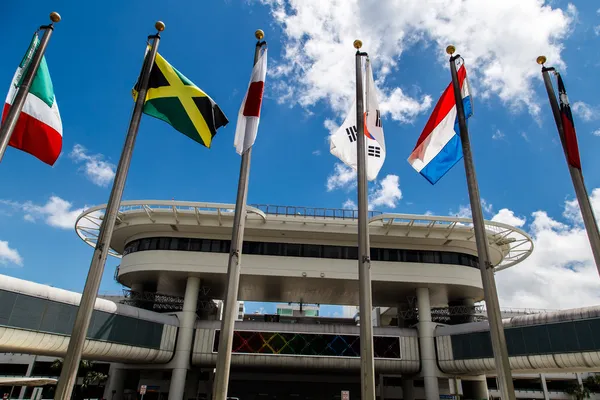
234,47,267,155
2,33,62,166
408,58,472,184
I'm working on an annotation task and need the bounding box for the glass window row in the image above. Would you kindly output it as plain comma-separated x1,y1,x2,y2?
450,318,600,360
0,290,164,349
123,237,479,268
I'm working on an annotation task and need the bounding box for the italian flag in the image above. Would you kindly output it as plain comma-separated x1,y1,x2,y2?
2,33,62,166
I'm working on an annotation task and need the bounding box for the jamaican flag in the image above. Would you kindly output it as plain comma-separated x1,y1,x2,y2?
133,51,228,148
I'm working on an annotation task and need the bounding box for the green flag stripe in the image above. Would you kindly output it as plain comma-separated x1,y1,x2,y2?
144,97,209,147
29,57,55,108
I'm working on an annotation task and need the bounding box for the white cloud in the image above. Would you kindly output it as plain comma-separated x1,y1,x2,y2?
343,199,357,209
492,129,505,140
326,163,356,191
70,144,116,187
261,0,574,117
1,196,85,229
495,188,600,309
491,208,526,227
369,174,402,209
572,101,598,122
593,129,600,137
312,150,322,156
0,240,23,267
520,131,530,142
452,198,493,218
594,25,600,36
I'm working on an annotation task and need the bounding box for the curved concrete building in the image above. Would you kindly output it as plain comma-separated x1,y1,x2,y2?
6,200,598,400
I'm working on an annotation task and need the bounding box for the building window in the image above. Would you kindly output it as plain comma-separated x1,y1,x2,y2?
122,237,480,269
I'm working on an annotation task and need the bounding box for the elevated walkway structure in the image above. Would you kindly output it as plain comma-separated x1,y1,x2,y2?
436,306,600,374
1,273,600,376
0,275,177,363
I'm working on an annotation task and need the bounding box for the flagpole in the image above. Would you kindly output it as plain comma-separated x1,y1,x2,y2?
0,12,60,163
53,21,164,400
212,30,266,400
353,39,376,400
538,56,600,275
446,45,516,400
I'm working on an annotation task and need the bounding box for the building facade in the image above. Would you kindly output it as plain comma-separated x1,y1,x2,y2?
2,200,599,400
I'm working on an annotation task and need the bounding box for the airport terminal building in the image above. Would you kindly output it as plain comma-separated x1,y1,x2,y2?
0,201,599,400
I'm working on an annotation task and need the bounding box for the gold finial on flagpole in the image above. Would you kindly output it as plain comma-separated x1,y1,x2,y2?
353,40,363,49
255,29,265,40
49,12,61,23
155,21,165,32
446,45,456,55
536,56,547,65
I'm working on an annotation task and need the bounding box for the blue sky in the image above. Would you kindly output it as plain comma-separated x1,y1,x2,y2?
1,0,600,313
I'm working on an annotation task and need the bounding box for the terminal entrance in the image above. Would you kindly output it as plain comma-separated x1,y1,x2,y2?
227,372,361,400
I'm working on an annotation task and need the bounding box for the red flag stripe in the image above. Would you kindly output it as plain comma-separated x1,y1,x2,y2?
242,81,264,117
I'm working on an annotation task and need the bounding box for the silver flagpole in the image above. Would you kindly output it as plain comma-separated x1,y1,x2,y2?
538,56,600,275
212,30,266,400
446,45,515,400
53,21,165,400
0,12,61,163
353,39,376,400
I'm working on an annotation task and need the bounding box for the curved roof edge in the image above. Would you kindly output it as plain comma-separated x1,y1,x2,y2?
75,200,534,271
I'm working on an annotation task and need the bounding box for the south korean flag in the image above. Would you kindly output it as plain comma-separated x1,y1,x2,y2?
329,59,386,181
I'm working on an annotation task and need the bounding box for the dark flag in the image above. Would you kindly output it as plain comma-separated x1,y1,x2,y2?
556,73,582,169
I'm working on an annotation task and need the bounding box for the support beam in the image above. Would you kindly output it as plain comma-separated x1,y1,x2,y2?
416,288,439,400
103,364,126,400
169,276,200,400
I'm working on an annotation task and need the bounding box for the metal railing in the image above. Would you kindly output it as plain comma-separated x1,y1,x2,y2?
251,204,382,220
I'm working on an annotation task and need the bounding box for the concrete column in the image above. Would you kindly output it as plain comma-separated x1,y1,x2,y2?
103,364,126,400
18,356,36,399
416,288,439,400
401,378,415,400
576,373,583,385
471,377,489,400
540,374,550,400
169,277,200,400
379,374,385,400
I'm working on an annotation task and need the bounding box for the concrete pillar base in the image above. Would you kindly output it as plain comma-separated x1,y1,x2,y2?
168,277,200,400
103,364,126,400
417,288,440,400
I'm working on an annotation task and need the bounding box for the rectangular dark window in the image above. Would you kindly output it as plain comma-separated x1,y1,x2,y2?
546,323,567,353
303,244,322,258
149,238,159,250
189,238,201,251
200,239,211,252
158,237,171,250
346,246,358,260
210,240,222,253
169,238,179,250
139,238,151,251
247,242,263,255
264,242,281,256
10,295,43,331
323,245,342,259
421,251,439,263
177,238,190,251
405,250,420,263
0,290,17,325
507,328,527,356
285,243,302,257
